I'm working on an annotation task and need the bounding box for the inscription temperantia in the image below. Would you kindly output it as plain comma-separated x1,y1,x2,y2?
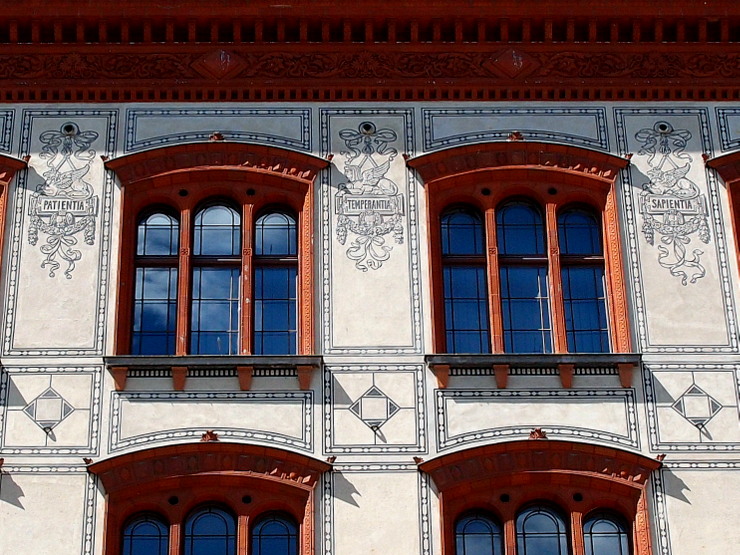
636,121,710,285
335,121,404,271
28,122,100,279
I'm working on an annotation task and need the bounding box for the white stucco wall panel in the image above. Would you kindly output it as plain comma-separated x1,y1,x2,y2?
332,471,420,555
0,472,88,555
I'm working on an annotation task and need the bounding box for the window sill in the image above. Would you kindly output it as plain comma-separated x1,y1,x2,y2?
425,353,641,389
104,355,323,391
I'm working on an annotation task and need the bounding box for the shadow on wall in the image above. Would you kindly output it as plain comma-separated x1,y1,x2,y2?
661,468,691,504
0,471,26,509
333,472,362,508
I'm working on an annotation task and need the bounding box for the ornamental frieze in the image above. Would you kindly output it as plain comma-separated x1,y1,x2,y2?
1,49,739,81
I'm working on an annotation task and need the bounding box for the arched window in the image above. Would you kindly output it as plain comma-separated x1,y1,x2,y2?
132,211,179,355
515,505,570,555
251,512,299,555
108,142,327,357
410,141,632,354
122,513,169,555
440,207,490,353
184,505,237,555
454,512,504,555
558,207,609,353
190,203,241,355
497,200,552,353
254,210,298,355
583,511,631,555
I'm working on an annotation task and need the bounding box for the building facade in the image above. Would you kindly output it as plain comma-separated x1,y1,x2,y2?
0,1,739,554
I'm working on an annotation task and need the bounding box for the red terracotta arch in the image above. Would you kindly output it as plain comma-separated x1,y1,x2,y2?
89,442,331,555
420,439,661,555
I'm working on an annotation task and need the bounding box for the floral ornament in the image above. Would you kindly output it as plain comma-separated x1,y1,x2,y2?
636,121,709,285
28,122,100,279
335,122,404,271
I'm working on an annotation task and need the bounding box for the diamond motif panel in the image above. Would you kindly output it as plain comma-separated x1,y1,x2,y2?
22,388,75,431
671,384,722,428
348,386,400,429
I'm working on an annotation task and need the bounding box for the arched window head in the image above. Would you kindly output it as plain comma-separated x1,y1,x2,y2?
584,511,631,555
454,512,504,555
251,512,299,555
440,206,491,353
256,211,297,256
516,505,569,555
122,513,169,555
193,204,241,256
184,505,237,555
137,212,179,256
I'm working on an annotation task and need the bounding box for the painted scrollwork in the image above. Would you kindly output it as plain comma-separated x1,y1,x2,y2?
28,122,99,279
335,121,404,271
636,121,709,285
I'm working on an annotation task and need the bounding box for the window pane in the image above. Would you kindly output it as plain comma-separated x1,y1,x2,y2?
252,513,298,555
497,201,545,255
191,267,240,354
193,205,241,256
184,507,236,555
455,513,504,555
516,506,570,555
562,266,609,353
500,266,552,353
132,267,178,355
256,212,297,256
137,212,179,256
441,208,485,256
558,208,602,256
443,266,491,353
584,512,630,555
122,513,169,555
254,266,297,355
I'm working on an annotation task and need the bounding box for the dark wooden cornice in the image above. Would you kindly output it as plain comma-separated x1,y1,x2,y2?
0,1,739,102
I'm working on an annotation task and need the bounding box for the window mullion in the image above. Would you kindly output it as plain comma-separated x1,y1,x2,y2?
546,202,568,353
176,207,193,356
571,510,586,555
241,203,254,355
169,520,182,555
503,518,517,555
238,513,249,555
486,207,504,352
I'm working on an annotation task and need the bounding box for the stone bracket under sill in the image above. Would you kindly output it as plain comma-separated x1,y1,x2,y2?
104,355,323,392
425,353,641,389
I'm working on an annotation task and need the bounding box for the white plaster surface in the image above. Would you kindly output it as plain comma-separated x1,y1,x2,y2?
661,470,740,554
333,471,420,555
0,472,87,554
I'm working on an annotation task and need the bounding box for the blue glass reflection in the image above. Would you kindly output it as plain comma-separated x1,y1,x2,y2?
122,514,169,555
252,513,298,555
497,201,545,255
193,205,241,256
455,513,504,555
190,267,240,354
254,267,297,355
137,212,179,256
184,507,236,555
441,208,485,256
516,506,569,555
562,266,609,353
132,267,178,355
256,212,297,256
584,513,630,555
500,266,552,353
443,266,491,353
558,208,602,256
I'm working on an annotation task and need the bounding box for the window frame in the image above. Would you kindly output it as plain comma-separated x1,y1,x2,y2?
408,141,632,354
106,142,328,356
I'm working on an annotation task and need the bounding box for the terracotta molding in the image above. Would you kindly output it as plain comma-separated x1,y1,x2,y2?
493,364,509,389
407,141,630,187
618,362,635,388
105,142,328,189
431,364,451,389
0,154,27,187
706,150,740,268
88,442,331,494
420,439,661,491
236,365,253,390
558,363,574,388
110,366,128,391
